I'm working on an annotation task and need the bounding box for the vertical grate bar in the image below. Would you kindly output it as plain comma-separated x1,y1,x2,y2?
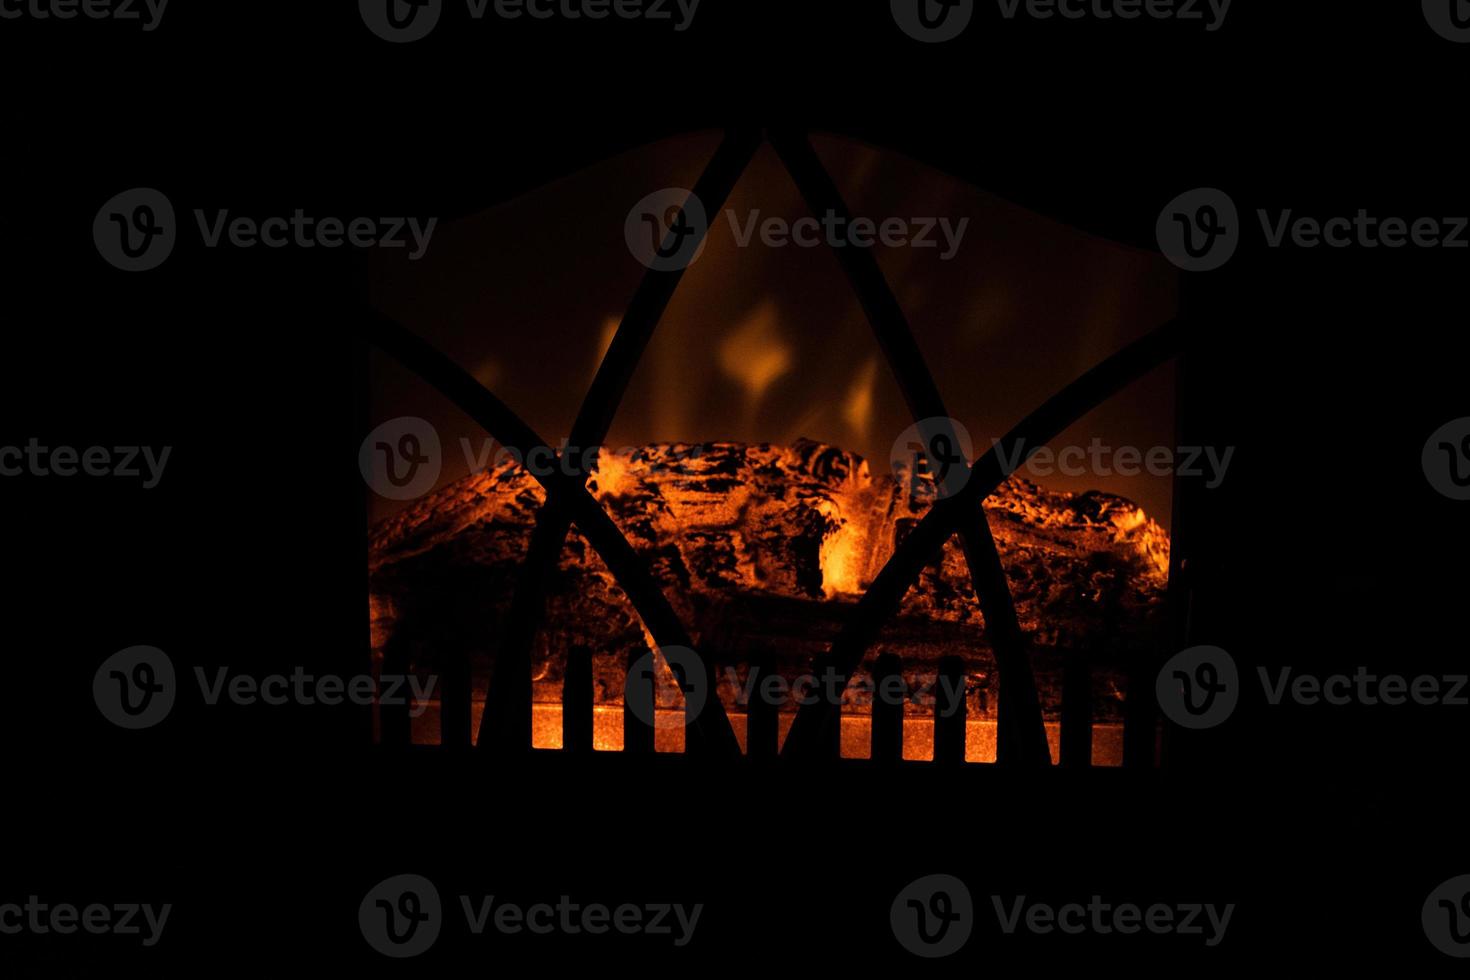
1060,648,1092,768
934,655,967,766
871,652,905,763
624,648,656,755
563,644,593,755
745,650,779,760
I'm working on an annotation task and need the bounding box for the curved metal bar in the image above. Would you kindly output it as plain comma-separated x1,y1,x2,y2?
364,127,1181,766
361,310,742,758
780,316,1187,759
769,129,1047,765
478,129,763,753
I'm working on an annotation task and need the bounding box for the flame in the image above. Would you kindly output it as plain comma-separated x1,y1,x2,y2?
588,448,632,494
842,356,879,440
717,303,793,411
594,316,619,380
815,498,865,597
474,357,503,390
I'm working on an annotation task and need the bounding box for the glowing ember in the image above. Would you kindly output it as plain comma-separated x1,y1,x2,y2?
402,702,1126,766
369,440,1169,761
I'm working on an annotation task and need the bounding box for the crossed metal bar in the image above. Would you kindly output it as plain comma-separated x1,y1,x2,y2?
363,127,1185,764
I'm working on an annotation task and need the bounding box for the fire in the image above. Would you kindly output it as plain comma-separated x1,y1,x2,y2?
371,439,1170,770
417,701,1125,766
717,303,793,414
842,356,879,440
815,497,865,597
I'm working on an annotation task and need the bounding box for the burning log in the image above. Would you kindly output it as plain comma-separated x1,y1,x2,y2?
368,440,1170,738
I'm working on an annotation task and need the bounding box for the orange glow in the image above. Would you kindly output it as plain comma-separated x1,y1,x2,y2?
817,503,865,597
717,303,793,413
593,316,620,381
842,356,879,440
406,700,1125,767
374,440,1167,772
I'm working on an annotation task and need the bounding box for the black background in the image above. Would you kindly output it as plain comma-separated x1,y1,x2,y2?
3,0,1468,972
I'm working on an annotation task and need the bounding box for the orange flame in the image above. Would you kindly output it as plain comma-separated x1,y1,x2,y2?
717,303,793,412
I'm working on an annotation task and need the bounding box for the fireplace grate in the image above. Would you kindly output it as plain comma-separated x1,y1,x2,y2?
364,128,1189,769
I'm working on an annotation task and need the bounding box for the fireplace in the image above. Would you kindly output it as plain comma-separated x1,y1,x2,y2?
360,128,1186,769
